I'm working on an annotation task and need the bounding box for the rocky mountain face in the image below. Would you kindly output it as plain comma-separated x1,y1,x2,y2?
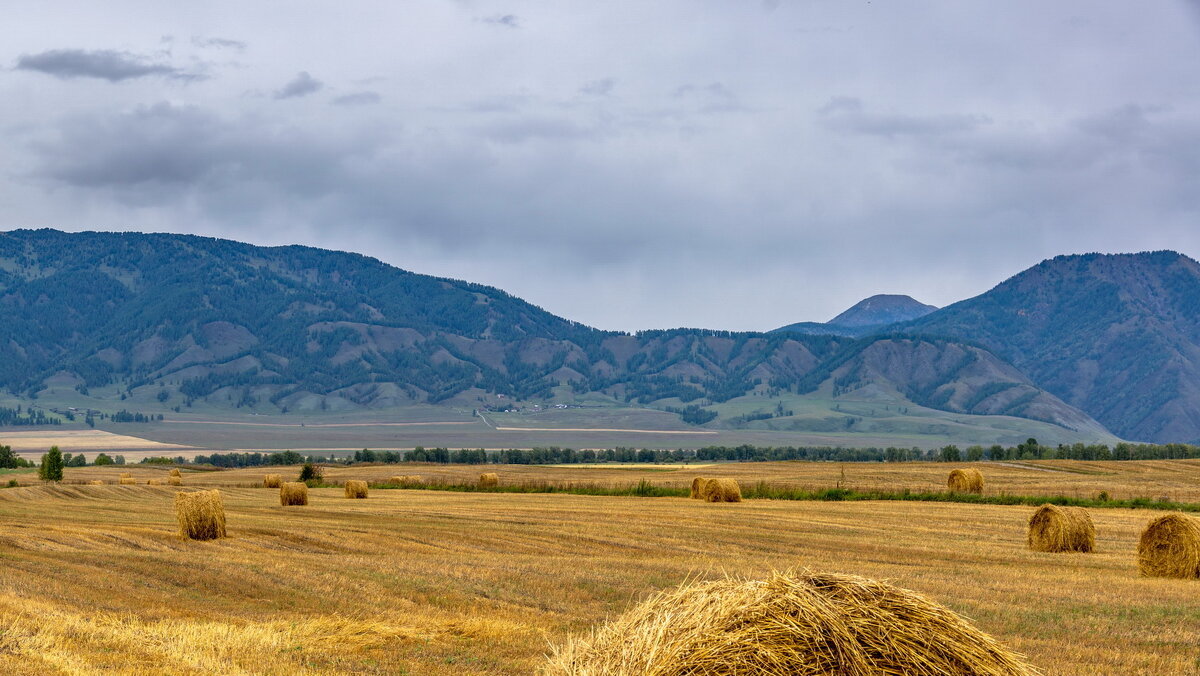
909,252,1200,443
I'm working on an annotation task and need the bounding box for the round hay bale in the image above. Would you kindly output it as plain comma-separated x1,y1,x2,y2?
389,475,405,485
344,479,369,499
168,468,182,477
280,482,309,506
147,478,163,486
947,468,984,494
1027,504,1094,553
1137,512,1200,579
479,472,499,488
119,472,133,480
88,480,104,486
263,474,283,488
174,490,226,541
167,475,183,486
689,477,708,500
543,571,1037,676
118,477,137,485
700,477,742,503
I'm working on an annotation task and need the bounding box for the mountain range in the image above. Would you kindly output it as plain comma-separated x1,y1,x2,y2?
0,229,1194,443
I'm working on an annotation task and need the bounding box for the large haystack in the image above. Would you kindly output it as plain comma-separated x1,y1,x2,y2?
147,478,163,486
689,477,707,499
1137,512,1200,579
263,474,283,488
1027,504,1094,553
344,479,369,499
948,468,985,494
174,490,227,541
280,482,309,506
479,472,499,488
168,468,182,478
700,477,742,503
543,571,1037,676
119,477,137,485
168,475,183,486
119,472,133,479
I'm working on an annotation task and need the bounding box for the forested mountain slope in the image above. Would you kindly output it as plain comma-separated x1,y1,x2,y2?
909,252,1200,443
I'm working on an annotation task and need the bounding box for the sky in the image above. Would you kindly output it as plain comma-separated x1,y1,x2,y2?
2,2,1200,332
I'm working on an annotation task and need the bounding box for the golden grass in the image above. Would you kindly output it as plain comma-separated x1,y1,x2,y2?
344,480,369,499
263,474,283,488
0,487,1193,673
174,490,227,541
479,472,499,488
543,571,1037,675
1028,504,1095,553
699,477,742,503
1137,512,1200,579
279,482,308,506
949,467,985,493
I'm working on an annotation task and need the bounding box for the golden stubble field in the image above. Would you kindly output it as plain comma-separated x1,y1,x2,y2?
0,461,1196,675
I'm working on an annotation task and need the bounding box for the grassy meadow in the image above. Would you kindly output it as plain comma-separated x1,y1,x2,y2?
0,461,1193,673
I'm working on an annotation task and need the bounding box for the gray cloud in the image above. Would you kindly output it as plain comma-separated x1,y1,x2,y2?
274,71,323,99
332,91,382,106
579,78,615,97
481,14,520,28
819,97,989,138
15,48,200,82
192,36,246,51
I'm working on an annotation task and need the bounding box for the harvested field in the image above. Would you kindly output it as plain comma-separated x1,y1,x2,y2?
0,483,1193,673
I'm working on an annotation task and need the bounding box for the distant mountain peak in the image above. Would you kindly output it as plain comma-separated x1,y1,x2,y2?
827,294,938,327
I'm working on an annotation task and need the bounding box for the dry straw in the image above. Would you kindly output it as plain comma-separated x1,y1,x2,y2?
1028,504,1094,553
543,571,1038,676
344,480,369,499
119,477,137,485
1137,512,1200,579
689,477,707,499
948,468,985,493
168,475,183,486
174,490,227,541
147,478,163,486
88,480,104,486
280,482,309,506
699,478,742,503
119,472,132,479
169,468,182,478
263,474,283,488
479,472,499,488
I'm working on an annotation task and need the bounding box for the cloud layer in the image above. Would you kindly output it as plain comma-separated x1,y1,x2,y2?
3,2,1200,332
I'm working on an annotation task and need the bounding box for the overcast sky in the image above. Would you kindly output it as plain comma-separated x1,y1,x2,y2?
3,2,1199,332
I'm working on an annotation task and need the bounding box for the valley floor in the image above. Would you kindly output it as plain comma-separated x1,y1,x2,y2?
0,463,1198,674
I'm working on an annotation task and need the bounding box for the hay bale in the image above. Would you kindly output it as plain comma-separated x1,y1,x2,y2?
263,474,283,488
168,468,182,477
947,468,984,493
1137,512,1200,579
542,571,1037,676
147,478,163,486
699,477,742,503
1027,504,1094,553
119,477,137,485
689,477,708,499
168,475,183,486
344,479,369,499
88,480,104,486
174,490,227,541
119,472,133,479
479,472,499,488
280,482,309,506
389,475,405,484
